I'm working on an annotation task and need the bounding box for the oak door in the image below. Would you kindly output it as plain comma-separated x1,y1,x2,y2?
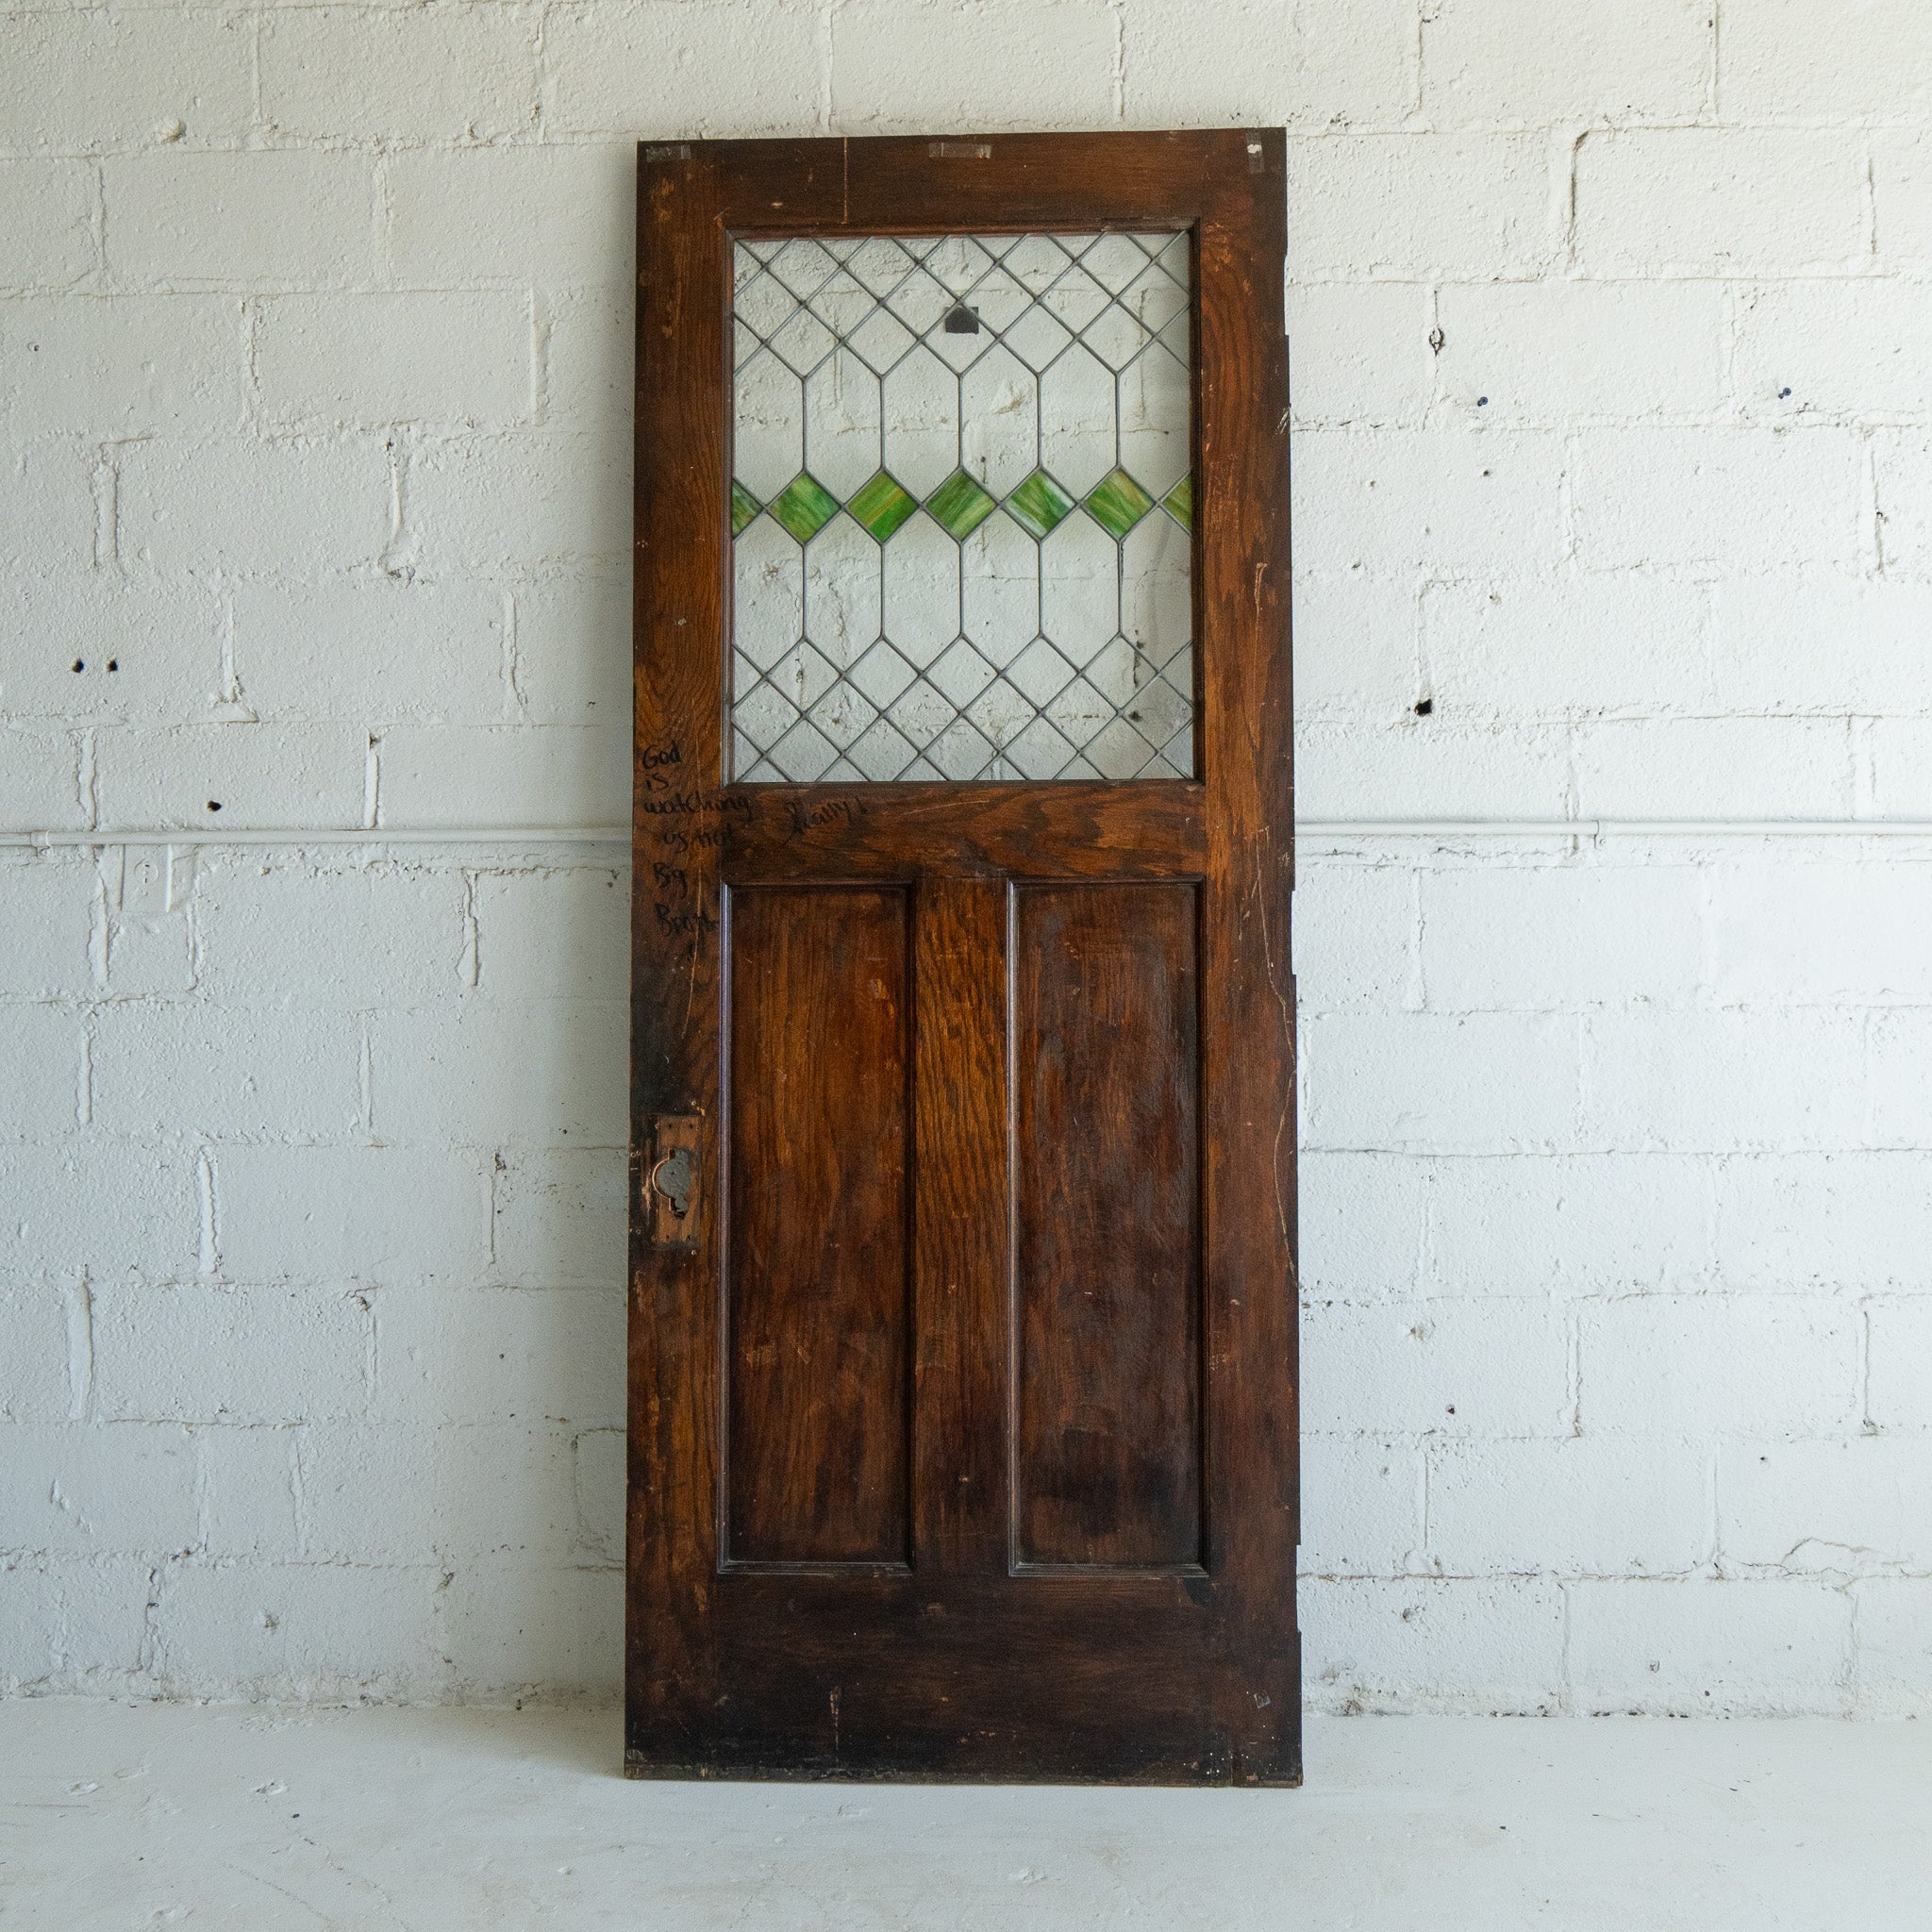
629,131,1295,1785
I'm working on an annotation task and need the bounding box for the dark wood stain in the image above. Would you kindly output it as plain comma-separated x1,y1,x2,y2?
724,885,912,1567
629,128,1295,1787
1011,884,1201,1570
724,782,1206,882
910,876,1009,1579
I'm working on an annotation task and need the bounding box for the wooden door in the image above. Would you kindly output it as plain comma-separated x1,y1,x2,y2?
629,130,1294,1785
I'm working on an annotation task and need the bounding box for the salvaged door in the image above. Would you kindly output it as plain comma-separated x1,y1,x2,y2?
628,130,1295,1784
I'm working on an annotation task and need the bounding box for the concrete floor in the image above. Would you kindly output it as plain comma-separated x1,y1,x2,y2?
2,1702,1925,1929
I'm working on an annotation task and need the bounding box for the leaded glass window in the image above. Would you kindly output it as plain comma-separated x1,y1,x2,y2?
730,231,1194,783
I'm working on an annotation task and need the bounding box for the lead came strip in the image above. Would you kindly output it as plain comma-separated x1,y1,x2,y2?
729,231,1195,784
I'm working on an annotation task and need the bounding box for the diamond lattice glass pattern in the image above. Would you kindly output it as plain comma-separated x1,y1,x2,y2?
730,231,1193,783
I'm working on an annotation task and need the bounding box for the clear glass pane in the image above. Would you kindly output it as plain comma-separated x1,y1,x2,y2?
730,231,1194,783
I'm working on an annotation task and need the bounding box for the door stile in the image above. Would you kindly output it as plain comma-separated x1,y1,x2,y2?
628,144,731,1766
1194,137,1298,1780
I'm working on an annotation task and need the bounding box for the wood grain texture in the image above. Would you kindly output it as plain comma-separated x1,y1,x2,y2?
629,128,1295,1786
627,141,732,1765
1192,126,1299,1787
1011,884,1201,1570
705,131,1248,236
910,877,1009,1577
722,783,1206,883
724,885,912,1566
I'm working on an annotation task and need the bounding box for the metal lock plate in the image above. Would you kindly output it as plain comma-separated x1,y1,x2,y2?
646,1115,705,1249
654,1148,696,1219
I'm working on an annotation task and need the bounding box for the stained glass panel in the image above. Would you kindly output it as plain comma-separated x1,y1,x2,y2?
730,231,1194,783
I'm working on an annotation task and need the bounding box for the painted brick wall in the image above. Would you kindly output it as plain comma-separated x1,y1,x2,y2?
3,0,1929,1715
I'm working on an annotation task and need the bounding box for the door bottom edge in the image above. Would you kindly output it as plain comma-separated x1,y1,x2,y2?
622,1748,1303,1788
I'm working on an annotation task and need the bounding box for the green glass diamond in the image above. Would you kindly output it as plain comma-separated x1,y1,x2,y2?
847,471,919,541
1161,475,1193,532
924,470,998,540
1005,469,1074,540
1084,467,1157,539
730,480,762,537
767,473,841,543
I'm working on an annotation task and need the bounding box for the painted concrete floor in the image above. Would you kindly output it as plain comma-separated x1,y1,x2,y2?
2,1702,1926,1929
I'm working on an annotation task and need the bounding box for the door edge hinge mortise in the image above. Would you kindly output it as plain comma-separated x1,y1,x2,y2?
647,1113,705,1248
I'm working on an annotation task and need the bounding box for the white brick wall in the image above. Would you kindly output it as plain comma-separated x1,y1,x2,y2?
3,0,1929,1719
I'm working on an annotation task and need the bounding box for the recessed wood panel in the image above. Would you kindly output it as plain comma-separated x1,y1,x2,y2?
724,884,912,1565
1010,881,1202,1569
